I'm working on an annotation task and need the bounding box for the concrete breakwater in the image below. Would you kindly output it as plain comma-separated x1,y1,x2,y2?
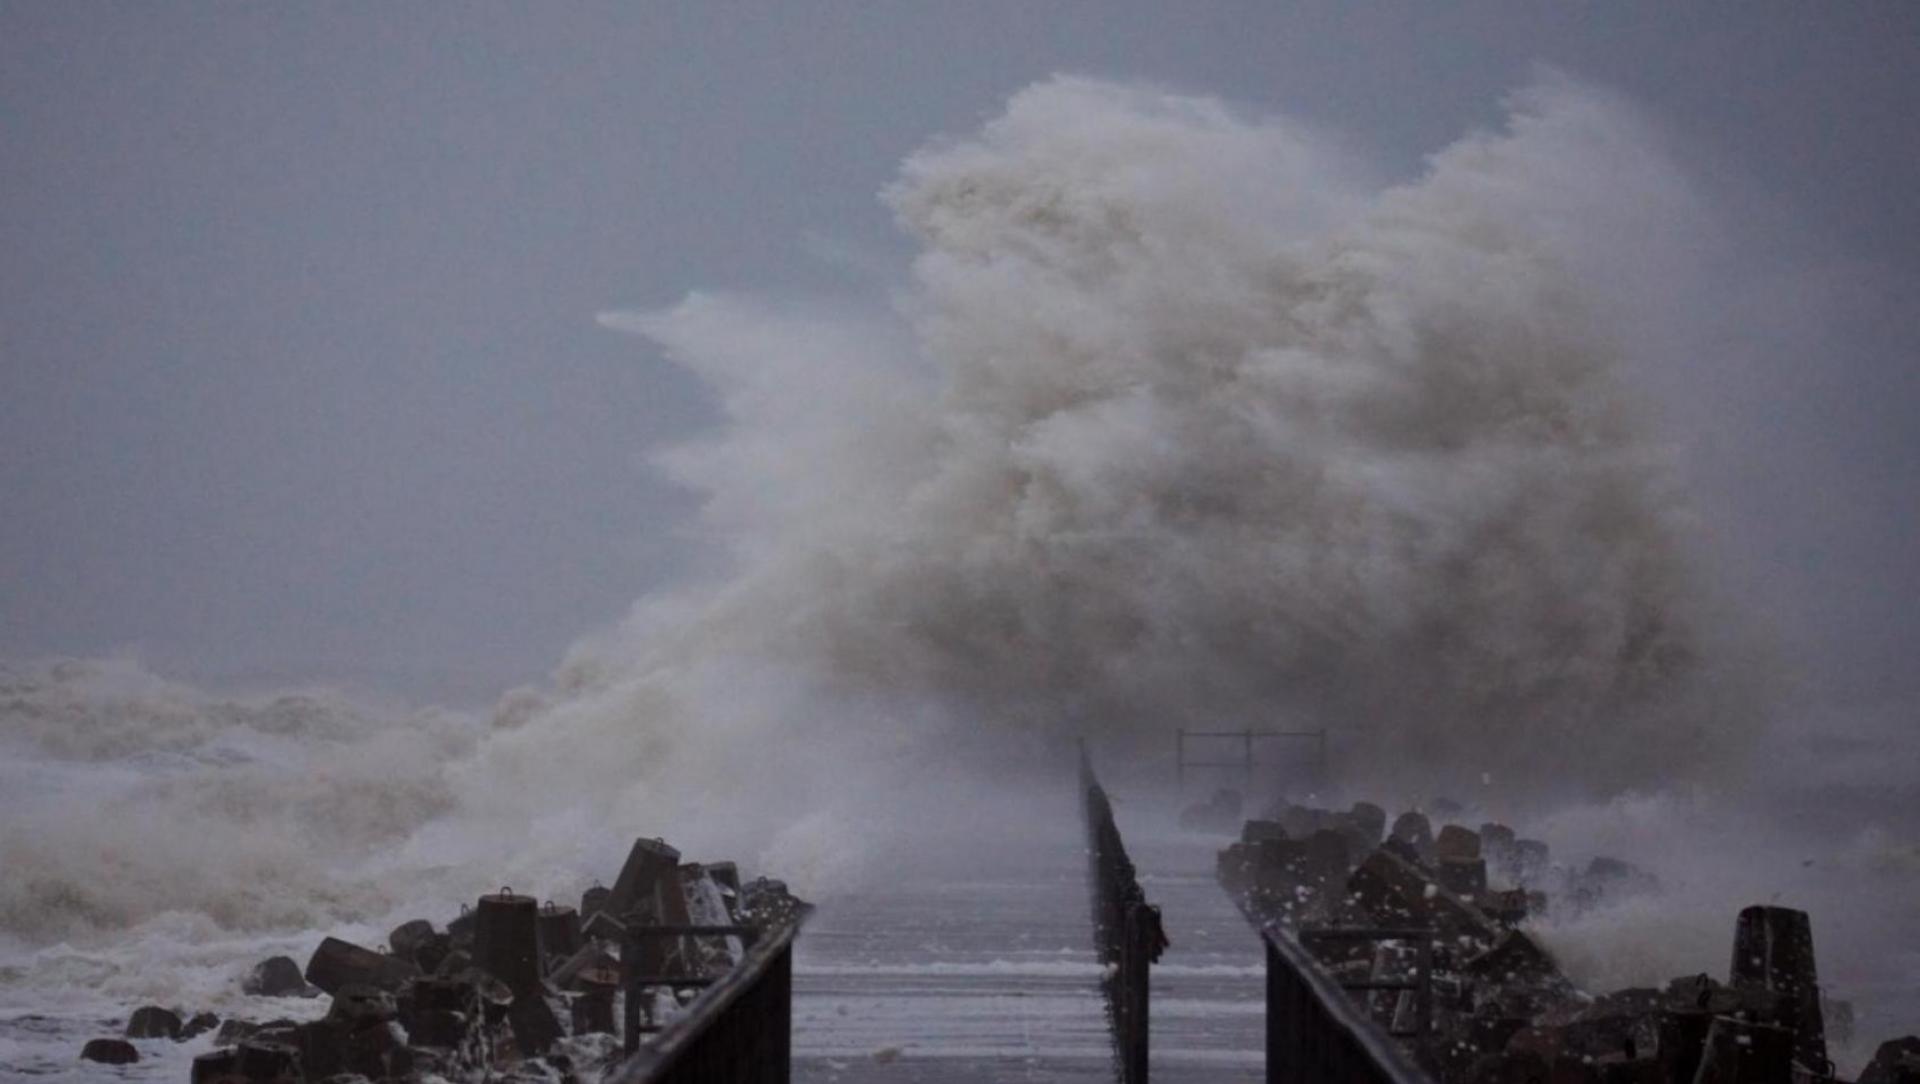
73,836,806,1083
1208,790,1918,1084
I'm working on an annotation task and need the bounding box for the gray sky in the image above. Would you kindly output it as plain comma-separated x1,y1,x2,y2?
3,3,1916,705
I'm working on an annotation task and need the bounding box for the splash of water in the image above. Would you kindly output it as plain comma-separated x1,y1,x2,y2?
4,73,1771,954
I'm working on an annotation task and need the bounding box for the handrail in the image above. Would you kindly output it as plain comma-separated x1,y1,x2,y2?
1253,917,1437,1084
604,916,803,1084
1080,741,1167,1084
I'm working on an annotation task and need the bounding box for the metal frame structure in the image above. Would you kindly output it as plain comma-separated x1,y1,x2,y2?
1175,728,1328,789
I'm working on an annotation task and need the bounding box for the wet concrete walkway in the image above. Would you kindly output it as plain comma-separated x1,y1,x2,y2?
1112,801,1266,1084
790,812,1113,1083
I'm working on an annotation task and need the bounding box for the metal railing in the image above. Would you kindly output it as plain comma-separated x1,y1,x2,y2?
605,917,801,1084
1296,928,1433,1040
1080,742,1167,1084
1252,918,1437,1084
1175,728,1328,790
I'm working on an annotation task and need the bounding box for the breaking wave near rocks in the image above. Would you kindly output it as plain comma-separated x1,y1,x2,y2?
3,74,1760,965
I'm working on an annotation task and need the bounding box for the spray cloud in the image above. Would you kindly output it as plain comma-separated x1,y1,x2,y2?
2,73,1754,947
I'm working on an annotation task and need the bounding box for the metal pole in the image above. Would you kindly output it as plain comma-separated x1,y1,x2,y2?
1175,728,1185,789
1244,728,1255,790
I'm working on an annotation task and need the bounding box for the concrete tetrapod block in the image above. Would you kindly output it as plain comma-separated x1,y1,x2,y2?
304,936,420,995
1859,1036,1920,1084
1347,847,1498,943
473,890,543,998
538,902,582,962
580,883,612,923
1691,1015,1793,1084
608,837,682,920
1435,824,1482,862
1730,905,1828,1073
1390,811,1435,864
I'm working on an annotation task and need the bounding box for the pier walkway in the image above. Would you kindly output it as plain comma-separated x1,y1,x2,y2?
791,809,1112,1082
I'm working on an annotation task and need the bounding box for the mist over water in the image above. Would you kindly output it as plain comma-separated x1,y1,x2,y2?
3,75,1914,1065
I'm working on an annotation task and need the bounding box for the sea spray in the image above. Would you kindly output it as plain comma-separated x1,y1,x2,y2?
2,74,1792,1000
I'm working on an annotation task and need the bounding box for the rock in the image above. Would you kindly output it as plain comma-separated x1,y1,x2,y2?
447,906,476,949
304,936,420,995
1663,973,1777,1018
570,981,618,1036
473,889,544,997
291,1005,413,1082
1437,857,1489,898
326,984,398,1027
681,864,744,975
189,1047,240,1083
242,955,316,998
581,909,627,944
1466,931,1564,986
433,947,473,978
193,1039,302,1083
707,860,742,898
401,976,486,1053
80,1038,139,1064
1479,887,1531,926
1730,905,1827,1073
411,931,455,974
1346,847,1496,943
1692,1015,1793,1084
1348,802,1386,848
580,883,612,923
1240,819,1286,843
246,1019,301,1045
125,1005,183,1039
508,993,564,1057
550,943,622,992
1557,989,1667,1062
1302,828,1353,890
450,965,516,1026
231,1039,301,1083
1380,835,1425,869
388,918,437,959
738,877,809,929
1436,824,1482,862
179,1011,220,1041
1278,803,1330,840
1859,1036,1920,1084
1390,811,1435,864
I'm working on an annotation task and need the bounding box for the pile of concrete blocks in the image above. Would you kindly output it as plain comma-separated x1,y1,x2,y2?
1217,805,1910,1084
170,835,807,1084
